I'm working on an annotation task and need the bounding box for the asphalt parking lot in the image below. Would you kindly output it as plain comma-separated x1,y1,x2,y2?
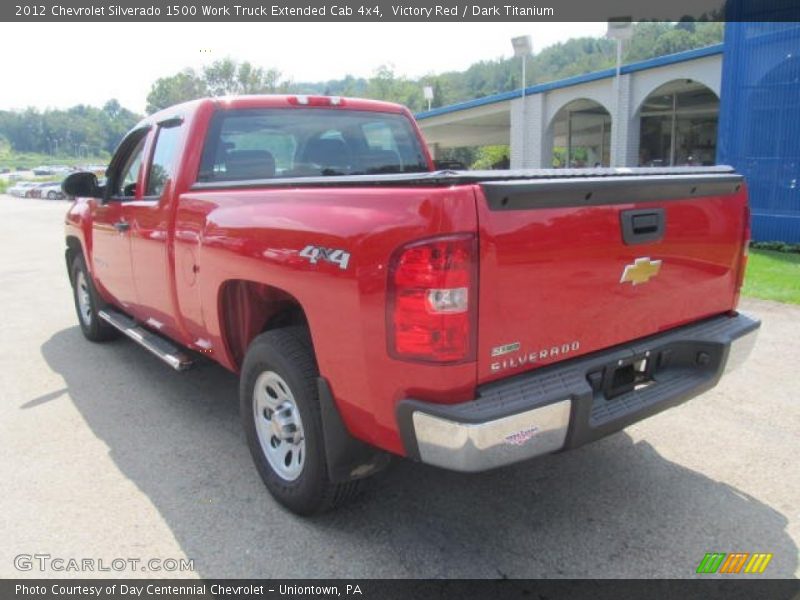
0,194,797,579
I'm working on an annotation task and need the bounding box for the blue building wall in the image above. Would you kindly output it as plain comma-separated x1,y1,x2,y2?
718,22,800,242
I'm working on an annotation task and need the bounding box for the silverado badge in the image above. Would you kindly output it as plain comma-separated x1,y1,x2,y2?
620,257,662,286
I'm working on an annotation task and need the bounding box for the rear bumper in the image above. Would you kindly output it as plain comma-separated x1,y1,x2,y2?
397,312,760,472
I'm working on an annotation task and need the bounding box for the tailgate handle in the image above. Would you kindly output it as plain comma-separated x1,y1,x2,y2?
621,208,665,245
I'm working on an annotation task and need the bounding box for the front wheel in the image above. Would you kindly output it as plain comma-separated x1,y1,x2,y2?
70,255,118,342
240,327,361,515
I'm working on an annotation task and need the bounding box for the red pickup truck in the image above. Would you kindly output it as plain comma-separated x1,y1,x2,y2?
63,95,760,515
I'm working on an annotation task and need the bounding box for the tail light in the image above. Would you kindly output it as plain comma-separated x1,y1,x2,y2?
734,203,751,305
387,234,478,363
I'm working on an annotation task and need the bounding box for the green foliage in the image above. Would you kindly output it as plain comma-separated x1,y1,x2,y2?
0,100,138,158
146,59,290,114
552,146,590,167
0,151,110,172
751,241,800,254
146,69,208,114
743,249,800,305
470,145,510,170
142,21,724,116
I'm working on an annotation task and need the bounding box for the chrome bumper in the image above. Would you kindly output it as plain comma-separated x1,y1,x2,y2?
412,399,571,472
398,312,760,473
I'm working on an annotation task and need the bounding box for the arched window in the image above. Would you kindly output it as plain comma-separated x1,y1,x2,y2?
550,99,612,168
638,80,719,167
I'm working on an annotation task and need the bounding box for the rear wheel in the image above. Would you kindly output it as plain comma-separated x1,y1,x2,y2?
70,255,118,342
47,191,57,200
240,327,362,515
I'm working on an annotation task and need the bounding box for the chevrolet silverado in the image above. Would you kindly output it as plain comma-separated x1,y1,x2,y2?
63,95,760,514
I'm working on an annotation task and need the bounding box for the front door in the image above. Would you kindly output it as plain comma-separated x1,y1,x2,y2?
90,129,148,310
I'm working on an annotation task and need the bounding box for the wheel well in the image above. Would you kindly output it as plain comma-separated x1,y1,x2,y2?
219,280,309,369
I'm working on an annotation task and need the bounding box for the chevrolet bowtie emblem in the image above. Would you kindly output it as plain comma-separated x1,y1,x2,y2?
620,257,662,285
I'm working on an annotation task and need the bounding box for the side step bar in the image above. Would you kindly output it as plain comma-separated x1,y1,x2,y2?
98,309,193,371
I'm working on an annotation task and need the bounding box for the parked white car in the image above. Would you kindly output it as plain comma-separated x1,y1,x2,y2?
8,182,38,197
39,182,65,200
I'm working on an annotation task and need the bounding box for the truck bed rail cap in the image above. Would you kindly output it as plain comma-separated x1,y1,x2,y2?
190,165,739,191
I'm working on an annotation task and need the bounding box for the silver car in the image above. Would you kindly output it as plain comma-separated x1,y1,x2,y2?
7,182,38,197
39,182,66,200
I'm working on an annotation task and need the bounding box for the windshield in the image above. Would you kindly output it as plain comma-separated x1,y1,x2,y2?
198,107,430,181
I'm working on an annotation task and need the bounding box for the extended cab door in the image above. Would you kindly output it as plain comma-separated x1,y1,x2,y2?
90,128,148,309
125,119,185,341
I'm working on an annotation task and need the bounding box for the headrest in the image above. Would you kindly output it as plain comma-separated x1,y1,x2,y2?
224,150,276,179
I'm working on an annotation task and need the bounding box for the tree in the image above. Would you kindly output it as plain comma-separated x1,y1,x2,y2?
142,22,723,116
470,145,510,169
102,99,122,119
145,60,290,113
364,65,427,111
204,59,284,96
146,69,207,114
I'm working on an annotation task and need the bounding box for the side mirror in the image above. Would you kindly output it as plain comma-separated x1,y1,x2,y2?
62,171,100,198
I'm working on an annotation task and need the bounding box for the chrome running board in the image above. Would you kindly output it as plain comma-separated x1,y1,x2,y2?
98,309,193,371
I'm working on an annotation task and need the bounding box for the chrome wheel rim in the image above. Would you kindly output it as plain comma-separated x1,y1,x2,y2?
253,371,306,481
75,271,92,326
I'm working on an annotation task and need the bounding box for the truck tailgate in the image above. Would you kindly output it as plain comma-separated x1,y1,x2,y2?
475,173,748,384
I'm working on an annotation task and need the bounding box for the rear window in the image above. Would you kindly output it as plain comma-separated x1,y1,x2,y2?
198,108,430,181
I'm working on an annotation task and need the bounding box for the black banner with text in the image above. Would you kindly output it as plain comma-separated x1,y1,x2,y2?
4,579,800,600
3,0,800,22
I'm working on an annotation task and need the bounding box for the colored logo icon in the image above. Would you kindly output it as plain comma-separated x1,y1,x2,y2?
696,552,773,574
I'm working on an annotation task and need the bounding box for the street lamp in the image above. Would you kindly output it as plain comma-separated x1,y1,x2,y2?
511,35,533,96
511,35,533,167
606,18,633,78
607,18,632,167
423,85,434,111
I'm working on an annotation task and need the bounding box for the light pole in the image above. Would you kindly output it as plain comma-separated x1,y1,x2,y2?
607,18,633,167
607,18,632,76
423,85,434,111
511,35,533,167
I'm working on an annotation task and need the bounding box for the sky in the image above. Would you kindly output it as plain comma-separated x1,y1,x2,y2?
0,22,605,113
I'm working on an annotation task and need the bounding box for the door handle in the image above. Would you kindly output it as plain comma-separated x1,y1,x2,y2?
113,220,130,233
620,208,665,245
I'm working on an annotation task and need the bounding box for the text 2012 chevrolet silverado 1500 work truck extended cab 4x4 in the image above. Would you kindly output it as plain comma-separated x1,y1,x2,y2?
63,95,760,515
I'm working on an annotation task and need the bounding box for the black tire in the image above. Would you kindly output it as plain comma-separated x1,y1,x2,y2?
70,254,119,342
47,191,56,200
240,327,361,515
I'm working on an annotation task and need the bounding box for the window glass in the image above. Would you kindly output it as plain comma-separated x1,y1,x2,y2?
115,138,146,197
638,85,719,166
362,122,398,152
550,102,611,168
146,125,182,197
199,108,430,181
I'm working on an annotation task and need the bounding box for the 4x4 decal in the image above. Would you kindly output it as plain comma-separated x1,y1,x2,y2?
299,245,351,270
